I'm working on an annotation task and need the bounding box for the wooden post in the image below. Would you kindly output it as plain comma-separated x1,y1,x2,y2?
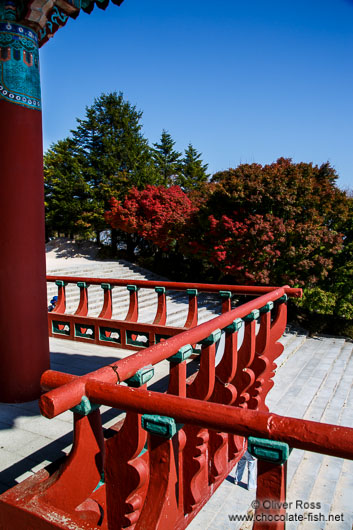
0,20,49,402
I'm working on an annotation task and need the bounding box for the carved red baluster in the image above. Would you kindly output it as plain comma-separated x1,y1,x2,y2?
40,398,104,513
125,285,139,322
167,345,192,517
187,330,219,401
233,310,258,408
261,296,288,403
211,319,243,405
52,279,66,314
271,295,288,343
137,416,180,529
153,286,167,325
105,411,149,529
250,437,289,530
219,290,232,314
184,288,198,328
183,425,209,514
167,345,190,398
184,331,218,513
99,283,113,319
209,319,242,483
247,303,273,411
74,281,89,316
105,367,154,529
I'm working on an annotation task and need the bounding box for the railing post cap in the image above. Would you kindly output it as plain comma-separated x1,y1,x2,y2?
200,328,222,346
55,280,66,287
125,364,154,387
224,318,243,333
219,290,232,299
260,301,274,313
101,283,112,290
155,286,166,294
127,284,139,292
186,288,198,296
278,294,288,303
168,344,193,363
243,309,260,322
141,414,182,439
70,396,100,416
77,281,87,288
248,436,290,464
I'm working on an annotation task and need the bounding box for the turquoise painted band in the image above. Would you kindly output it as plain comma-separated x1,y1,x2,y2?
0,22,41,110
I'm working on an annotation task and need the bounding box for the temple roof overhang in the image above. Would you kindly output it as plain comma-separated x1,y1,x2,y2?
7,1,124,47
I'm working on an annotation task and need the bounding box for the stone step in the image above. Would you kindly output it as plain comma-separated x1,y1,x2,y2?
272,338,347,489
276,332,308,370
325,458,353,530
285,341,353,529
266,337,345,411
323,363,353,529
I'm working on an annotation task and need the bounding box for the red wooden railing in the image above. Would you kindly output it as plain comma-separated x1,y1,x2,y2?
3,278,351,530
46,275,301,350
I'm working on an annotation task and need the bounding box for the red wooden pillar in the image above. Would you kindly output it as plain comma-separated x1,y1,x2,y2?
0,21,49,402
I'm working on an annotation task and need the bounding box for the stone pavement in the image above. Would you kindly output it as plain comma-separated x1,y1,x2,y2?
0,258,352,528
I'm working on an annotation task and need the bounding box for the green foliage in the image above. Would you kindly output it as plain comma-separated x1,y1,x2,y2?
71,91,155,239
44,138,92,239
210,158,347,228
295,288,337,315
176,143,209,192
152,130,182,186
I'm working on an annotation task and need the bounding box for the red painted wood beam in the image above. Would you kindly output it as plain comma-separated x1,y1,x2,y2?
85,382,353,461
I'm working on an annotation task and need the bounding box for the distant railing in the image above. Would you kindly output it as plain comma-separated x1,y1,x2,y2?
1,279,320,530
46,274,301,350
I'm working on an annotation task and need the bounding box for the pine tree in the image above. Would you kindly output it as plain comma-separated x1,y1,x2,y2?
152,130,182,186
177,143,209,191
44,138,92,240
71,91,155,244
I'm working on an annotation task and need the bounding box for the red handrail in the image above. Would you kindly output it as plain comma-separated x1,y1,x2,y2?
47,275,302,298
85,381,353,461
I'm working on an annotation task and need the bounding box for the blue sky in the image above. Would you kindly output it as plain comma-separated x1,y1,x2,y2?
40,0,353,190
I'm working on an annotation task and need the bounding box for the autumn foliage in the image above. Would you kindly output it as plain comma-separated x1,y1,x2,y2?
188,158,347,286
105,185,198,251
105,158,349,292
